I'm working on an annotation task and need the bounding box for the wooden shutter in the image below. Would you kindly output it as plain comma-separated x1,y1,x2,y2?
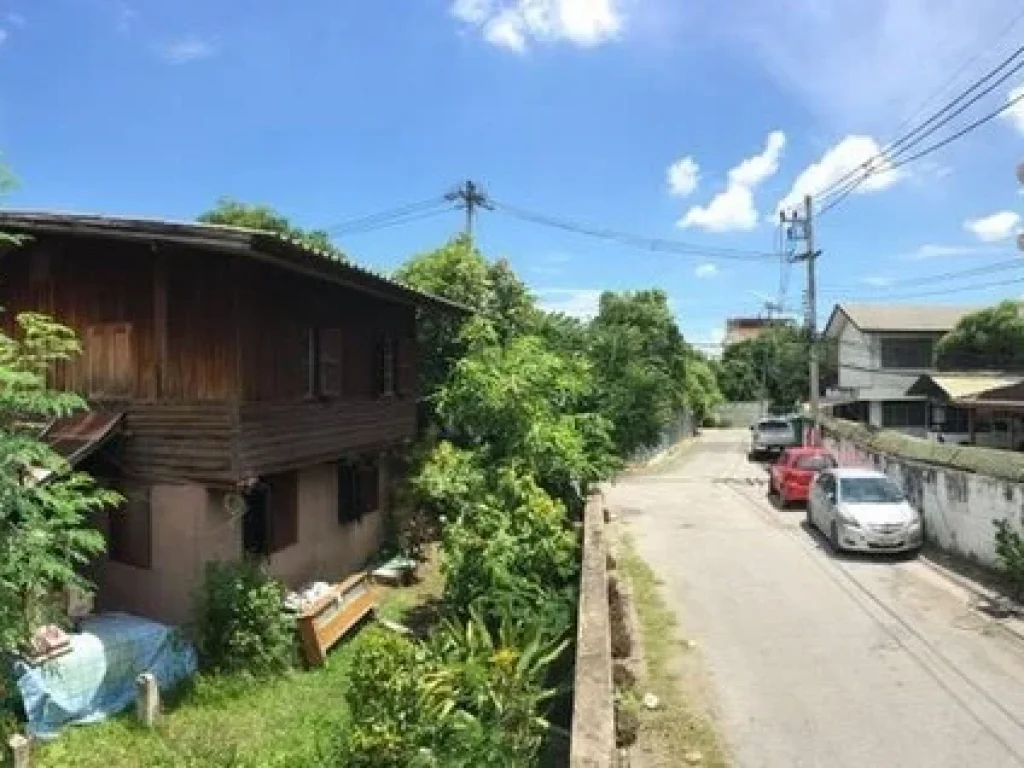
108,487,152,569
319,328,343,397
87,323,134,399
396,337,416,397
337,462,359,524
360,461,380,514
268,471,299,553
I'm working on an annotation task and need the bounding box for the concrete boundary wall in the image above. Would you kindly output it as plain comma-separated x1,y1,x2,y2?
570,495,615,767
822,422,1024,569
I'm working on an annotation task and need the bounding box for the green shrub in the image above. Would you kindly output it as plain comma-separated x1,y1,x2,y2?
192,559,295,675
994,519,1024,598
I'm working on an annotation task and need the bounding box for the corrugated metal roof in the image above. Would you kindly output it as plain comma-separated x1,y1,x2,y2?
42,411,123,465
0,210,471,314
831,303,980,333
908,373,1024,400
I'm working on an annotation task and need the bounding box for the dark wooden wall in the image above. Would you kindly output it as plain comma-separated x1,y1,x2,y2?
0,232,420,483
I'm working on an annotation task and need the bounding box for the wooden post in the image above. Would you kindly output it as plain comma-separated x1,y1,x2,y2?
8,733,30,768
153,249,168,399
136,672,160,727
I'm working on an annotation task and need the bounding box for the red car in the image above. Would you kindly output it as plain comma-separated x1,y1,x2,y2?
769,448,837,506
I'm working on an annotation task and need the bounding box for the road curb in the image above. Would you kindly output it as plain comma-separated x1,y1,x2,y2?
918,553,1024,645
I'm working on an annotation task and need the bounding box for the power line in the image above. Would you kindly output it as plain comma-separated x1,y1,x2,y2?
883,6,1024,148
834,275,1024,301
490,199,779,261
331,205,456,236
818,86,1024,218
818,257,1024,294
325,196,448,235
816,41,1024,207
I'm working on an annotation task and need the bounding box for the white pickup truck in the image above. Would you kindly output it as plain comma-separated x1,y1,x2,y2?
749,417,800,459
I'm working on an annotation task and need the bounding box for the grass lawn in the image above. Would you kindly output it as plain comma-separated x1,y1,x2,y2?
34,550,444,768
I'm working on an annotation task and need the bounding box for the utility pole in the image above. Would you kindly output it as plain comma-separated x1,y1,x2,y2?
445,180,491,237
782,195,821,423
758,299,784,419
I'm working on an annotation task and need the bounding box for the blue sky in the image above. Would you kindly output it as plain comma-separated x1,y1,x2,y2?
2,0,1024,347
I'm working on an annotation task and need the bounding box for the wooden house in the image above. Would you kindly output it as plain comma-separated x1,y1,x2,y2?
0,211,464,624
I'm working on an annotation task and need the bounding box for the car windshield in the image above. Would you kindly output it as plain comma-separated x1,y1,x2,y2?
839,477,904,504
758,420,791,433
795,454,836,471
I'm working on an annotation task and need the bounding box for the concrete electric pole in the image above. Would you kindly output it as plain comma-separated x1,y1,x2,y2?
782,195,821,423
445,180,491,238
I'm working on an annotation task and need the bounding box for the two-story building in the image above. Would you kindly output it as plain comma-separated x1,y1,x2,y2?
823,303,978,435
0,211,465,624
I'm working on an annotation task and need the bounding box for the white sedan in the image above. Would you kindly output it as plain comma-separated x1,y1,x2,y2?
806,467,924,554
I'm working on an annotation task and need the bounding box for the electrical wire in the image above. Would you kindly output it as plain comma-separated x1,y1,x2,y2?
883,5,1024,149
331,205,457,236
815,40,1024,206
325,196,449,235
818,85,1024,218
490,199,779,261
818,257,1024,294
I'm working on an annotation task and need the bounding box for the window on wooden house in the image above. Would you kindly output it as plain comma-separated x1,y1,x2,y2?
375,336,399,397
307,328,343,398
881,400,927,428
86,323,134,399
337,458,380,525
879,337,935,370
243,471,299,556
108,486,152,569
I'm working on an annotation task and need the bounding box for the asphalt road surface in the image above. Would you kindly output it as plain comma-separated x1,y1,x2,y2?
610,429,1024,768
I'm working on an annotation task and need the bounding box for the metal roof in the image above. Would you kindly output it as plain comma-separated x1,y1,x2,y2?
825,303,979,335
0,210,471,314
907,373,1024,401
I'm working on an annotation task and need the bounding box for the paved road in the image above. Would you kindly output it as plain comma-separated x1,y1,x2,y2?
610,429,1024,768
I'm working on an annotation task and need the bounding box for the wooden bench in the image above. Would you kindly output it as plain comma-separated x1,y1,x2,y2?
296,573,377,667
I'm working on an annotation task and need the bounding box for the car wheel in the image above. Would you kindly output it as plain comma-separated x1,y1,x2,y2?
830,521,843,553
805,502,814,529
778,488,788,508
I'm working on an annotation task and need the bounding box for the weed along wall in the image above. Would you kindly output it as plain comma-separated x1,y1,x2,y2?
821,417,1024,568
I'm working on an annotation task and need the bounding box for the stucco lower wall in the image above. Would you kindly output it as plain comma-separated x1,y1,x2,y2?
823,432,1024,568
95,483,242,625
268,461,386,589
95,459,390,625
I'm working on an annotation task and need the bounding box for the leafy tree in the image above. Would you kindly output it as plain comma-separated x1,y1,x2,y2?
588,290,689,456
0,312,121,649
937,301,1024,371
395,237,541,408
684,351,724,425
435,319,618,511
718,324,814,409
198,198,346,261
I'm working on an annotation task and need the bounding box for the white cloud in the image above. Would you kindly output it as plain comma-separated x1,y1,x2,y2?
695,262,719,279
5,13,25,27
483,10,527,51
715,0,1013,129
728,130,785,187
905,243,995,260
861,275,893,287
0,29,7,47
776,135,902,214
667,156,699,197
680,131,785,232
964,211,1021,243
452,0,623,50
1004,84,1024,134
681,184,758,232
114,2,138,35
159,36,216,64
536,288,602,319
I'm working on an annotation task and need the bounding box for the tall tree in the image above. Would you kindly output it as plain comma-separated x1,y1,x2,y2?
588,290,690,456
395,237,540,405
937,301,1024,371
717,324,819,410
198,198,346,261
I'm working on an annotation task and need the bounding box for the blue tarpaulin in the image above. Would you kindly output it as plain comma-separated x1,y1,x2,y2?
13,613,197,739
